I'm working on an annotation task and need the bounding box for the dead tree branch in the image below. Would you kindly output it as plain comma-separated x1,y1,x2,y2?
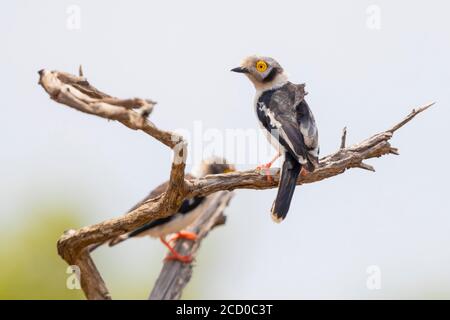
149,191,233,300
39,69,187,299
340,126,347,149
38,68,433,300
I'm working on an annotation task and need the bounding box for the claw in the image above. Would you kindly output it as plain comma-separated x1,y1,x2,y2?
256,163,274,182
169,231,198,244
300,167,309,177
160,236,194,264
164,253,193,263
255,153,281,182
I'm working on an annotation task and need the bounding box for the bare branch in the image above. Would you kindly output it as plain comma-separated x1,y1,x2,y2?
340,126,347,149
75,250,111,300
390,147,400,155
38,70,171,146
38,69,434,299
388,102,434,133
149,191,233,300
39,69,187,299
355,162,376,172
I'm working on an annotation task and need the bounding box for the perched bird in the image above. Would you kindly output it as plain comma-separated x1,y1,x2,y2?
105,157,235,263
231,56,319,222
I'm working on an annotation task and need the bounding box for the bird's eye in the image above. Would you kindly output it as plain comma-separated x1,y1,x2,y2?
256,60,268,72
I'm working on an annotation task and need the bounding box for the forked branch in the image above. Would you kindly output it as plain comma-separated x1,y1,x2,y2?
38,68,433,299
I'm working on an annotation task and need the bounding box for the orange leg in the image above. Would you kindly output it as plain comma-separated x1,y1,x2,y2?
169,230,198,244
300,167,309,177
256,152,281,182
159,237,193,263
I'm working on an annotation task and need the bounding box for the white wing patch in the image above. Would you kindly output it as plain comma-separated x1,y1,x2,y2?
258,102,307,164
300,110,319,159
258,102,281,128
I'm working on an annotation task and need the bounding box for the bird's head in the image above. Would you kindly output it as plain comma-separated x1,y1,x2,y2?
231,55,287,90
194,157,236,177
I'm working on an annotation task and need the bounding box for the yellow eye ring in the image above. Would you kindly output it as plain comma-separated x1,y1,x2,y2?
256,60,268,73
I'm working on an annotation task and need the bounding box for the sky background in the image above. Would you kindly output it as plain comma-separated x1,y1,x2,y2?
1,0,450,299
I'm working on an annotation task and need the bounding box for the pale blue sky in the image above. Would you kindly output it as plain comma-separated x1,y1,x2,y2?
1,0,450,299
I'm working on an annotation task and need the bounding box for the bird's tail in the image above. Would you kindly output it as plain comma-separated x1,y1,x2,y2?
271,152,301,223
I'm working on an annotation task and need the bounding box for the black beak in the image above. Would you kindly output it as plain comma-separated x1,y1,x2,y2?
230,67,249,74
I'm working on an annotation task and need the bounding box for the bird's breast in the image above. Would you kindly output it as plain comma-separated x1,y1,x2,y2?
254,98,284,152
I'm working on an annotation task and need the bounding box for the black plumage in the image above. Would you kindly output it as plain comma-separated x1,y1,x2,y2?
272,152,301,221
126,196,205,238
231,55,320,222
105,159,235,248
256,82,319,221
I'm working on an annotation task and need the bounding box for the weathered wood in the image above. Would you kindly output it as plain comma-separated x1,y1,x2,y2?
149,191,233,300
340,126,347,149
38,68,434,299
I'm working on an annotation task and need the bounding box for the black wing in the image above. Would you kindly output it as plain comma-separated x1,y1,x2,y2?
257,82,319,170
127,196,205,237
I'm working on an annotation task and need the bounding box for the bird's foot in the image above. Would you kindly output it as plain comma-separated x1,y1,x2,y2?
256,162,274,182
160,236,194,264
169,231,198,244
164,252,193,264
255,153,281,182
300,167,309,177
